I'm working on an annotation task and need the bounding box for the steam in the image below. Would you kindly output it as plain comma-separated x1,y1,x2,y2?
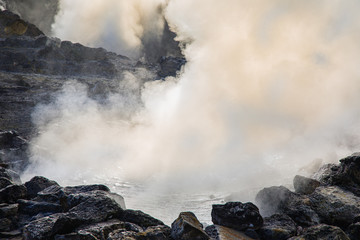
52,0,167,58
25,0,360,196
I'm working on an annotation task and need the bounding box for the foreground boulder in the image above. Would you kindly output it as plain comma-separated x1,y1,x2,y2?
25,176,59,199
205,225,256,240
257,214,298,240
309,186,360,228
171,212,209,240
288,224,350,240
211,202,263,232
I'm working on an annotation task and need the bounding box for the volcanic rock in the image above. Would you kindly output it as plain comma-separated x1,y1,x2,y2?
255,186,319,227
0,184,26,203
18,199,62,215
211,202,263,231
171,212,209,240
309,185,360,228
315,153,360,196
24,176,59,199
119,209,165,228
288,224,350,240
205,225,257,240
257,214,298,240
293,175,320,195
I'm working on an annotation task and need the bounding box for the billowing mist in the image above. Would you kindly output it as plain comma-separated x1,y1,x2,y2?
24,0,360,208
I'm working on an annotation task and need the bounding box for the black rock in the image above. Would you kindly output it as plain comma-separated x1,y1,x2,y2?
256,186,320,227
293,175,320,195
171,212,209,240
119,209,165,228
0,184,27,203
288,224,350,240
316,153,360,196
139,225,171,240
25,176,59,199
0,177,13,189
257,214,297,240
347,222,360,240
18,199,62,215
0,217,13,232
309,186,360,228
205,224,257,240
211,202,263,232
0,203,18,218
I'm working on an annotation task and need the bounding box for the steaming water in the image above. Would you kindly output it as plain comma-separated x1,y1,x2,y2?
23,0,360,225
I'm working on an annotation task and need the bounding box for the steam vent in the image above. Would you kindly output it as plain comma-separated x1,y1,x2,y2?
1,0,360,239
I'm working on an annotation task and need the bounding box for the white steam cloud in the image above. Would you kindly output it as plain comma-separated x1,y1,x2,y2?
52,0,167,58
25,0,360,198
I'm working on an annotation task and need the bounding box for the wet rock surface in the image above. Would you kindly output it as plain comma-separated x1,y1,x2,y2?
171,212,209,240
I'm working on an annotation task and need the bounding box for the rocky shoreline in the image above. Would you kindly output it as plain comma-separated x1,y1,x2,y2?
1,132,360,239
1,4,360,240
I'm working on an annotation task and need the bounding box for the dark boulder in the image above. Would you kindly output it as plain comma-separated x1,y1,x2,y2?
138,225,171,240
257,214,297,240
316,153,360,196
288,224,350,240
0,176,13,189
18,199,62,215
0,167,21,184
205,224,257,240
211,202,263,232
25,176,59,199
0,217,13,232
74,220,133,239
107,230,137,240
0,203,18,218
63,184,110,194
171,212,209,240
256,186,320,227
347,222,360,240
309,186,360,228
293,175,320,195
0,184,26,203
119,209,165,228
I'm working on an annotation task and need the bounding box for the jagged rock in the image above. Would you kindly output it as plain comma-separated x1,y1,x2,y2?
0,176,13,189
25,176,59,199
54,232,96,240
293,175,320,195
0,217,13,232
309,186,360,228
171,212,209,240
18,199,62,215
0,229,22,239
138,225,171,240
36,185,66,203
0,203,18,218
158,56,186,77
75,220,134,239
64,184,110,194
256,186,320,227
22,213,72,240
119,209,165,228
0,130,28,171
211,202,263,232
0,184,26,203
315,153,360,196
347,222,360,240
0,166,21,183
0,10,43,38
257,214,297,240
288,224,350,240
108,230,138,240
205,225,257,240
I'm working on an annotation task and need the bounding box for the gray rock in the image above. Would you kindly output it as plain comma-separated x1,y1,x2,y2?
18,199,62,215
205,225,257,240
119,209,165,228
107,230,137,240
0,217,13,232
288,224,350,240
211,202,263,231
293,175,320,195
24,176,59,199
309,186,360,228
256,186,320,227
0,203,18,218
315,153,360,196
171,212,209,240
347,222,360,240
0,184,26,203
257,214,297,240
0,177,13,189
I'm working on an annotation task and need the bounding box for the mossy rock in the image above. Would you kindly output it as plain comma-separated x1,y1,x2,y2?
4,19,28,36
